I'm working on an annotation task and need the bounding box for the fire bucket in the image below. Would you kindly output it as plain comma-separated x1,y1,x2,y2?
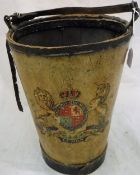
4,2,140,175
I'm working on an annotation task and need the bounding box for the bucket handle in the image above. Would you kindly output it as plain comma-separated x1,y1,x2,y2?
4,2,140,112
4,1,140,31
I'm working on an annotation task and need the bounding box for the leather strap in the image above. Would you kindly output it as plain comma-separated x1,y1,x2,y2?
6,41,23,112
4,1,140,30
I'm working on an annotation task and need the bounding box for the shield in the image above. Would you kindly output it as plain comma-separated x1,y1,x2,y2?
55,101,88,130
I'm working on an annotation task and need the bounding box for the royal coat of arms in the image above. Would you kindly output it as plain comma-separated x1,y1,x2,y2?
34,83,110,143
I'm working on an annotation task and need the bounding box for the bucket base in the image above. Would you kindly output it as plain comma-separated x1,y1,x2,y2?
40,144,107,175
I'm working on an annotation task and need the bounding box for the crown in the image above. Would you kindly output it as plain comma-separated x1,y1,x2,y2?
59,89,80,99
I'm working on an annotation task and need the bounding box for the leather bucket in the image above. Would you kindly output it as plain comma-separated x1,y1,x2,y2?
4,2,140,174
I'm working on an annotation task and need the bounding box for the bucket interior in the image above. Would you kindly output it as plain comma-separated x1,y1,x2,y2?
13,17,127,47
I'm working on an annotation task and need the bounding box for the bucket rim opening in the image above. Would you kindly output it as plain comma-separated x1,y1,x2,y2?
7,14,132,56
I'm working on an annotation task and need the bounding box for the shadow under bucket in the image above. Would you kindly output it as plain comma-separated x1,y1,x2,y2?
4,2,140,175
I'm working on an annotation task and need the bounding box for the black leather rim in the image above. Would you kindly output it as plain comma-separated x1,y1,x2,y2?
40,144,107,175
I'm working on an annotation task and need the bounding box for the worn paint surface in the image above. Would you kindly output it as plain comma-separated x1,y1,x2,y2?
12,44,128,164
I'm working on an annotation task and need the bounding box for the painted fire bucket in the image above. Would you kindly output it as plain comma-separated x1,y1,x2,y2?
4,2,140,175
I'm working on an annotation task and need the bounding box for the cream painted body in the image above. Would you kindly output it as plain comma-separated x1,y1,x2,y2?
12,44,128,165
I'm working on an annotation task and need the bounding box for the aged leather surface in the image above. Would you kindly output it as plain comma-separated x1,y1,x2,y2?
11,44,128,165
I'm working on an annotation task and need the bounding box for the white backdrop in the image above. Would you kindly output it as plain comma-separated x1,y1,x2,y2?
0,1,140,175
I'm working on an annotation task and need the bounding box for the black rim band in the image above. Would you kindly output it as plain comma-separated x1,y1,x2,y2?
40,144,107,175
7,15,132,57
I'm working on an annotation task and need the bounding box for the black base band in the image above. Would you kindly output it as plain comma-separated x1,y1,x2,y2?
40,144,107,175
